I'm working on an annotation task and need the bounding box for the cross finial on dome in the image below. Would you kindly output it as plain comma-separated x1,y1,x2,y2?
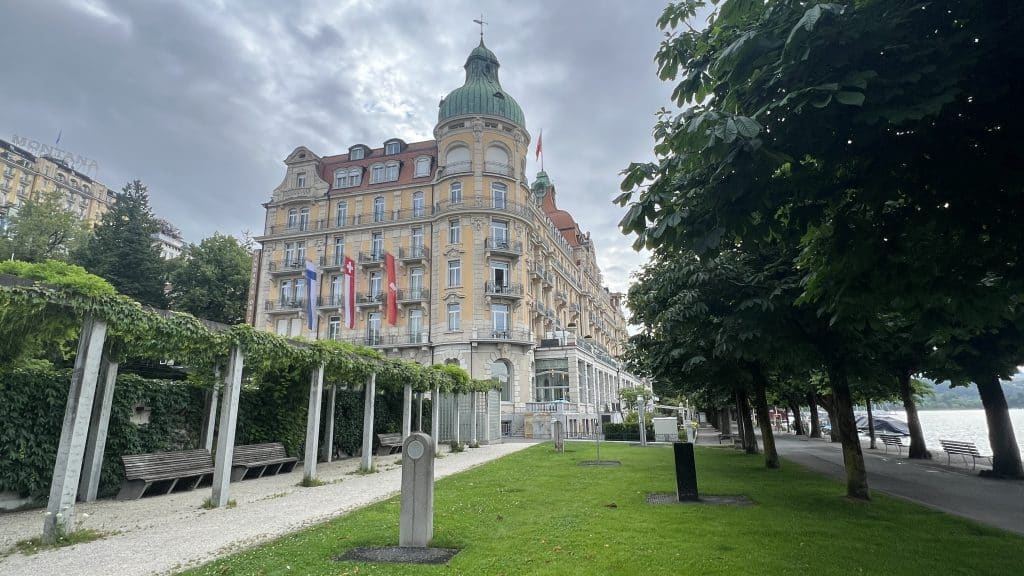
473,13,487,41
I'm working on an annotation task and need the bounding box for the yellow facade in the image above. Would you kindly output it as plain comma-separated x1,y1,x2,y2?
249,39,645,438
0,138,115,231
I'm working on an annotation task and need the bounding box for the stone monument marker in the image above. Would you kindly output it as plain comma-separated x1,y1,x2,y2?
399,432,435,547
674,441,699,501
552,418,564,453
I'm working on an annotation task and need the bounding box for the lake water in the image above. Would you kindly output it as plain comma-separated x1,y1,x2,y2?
873,409,1024,455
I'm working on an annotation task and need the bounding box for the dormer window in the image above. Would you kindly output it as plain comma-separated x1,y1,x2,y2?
370,163,385,184
296,172,307,187
385,141,401,155
385,161,400,182
414,156,431,178
350,147,365,160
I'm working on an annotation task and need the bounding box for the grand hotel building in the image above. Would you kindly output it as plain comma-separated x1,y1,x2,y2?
249,39,646,439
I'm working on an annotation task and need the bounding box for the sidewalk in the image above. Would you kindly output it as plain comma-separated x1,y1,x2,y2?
767,433,1024,536
0,442,536,576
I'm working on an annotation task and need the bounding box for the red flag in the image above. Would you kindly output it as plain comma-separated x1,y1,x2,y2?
535,129,543,161
385,253,398,326
343,256,356,329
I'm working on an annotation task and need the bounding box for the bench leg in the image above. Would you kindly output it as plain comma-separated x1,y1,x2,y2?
116,480,150,501
268,463,284,476
280,461,297,474
230,466,247,482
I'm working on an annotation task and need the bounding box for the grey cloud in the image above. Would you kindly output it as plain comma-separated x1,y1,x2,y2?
1,0,690,291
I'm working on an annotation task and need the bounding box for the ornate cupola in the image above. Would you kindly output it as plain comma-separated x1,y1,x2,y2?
438,39,526,128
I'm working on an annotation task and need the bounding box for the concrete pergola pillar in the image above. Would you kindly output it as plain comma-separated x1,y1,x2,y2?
482,391,491,444
78,345,119,502
211,346,244,508
417,392,424,432
431,384,440,453
360,373,377,472
322,385,337,463
199,369,220,452
453,394,461,447
43,315,106,542
303,364,325,480
402,383,412,440
469,392,479,446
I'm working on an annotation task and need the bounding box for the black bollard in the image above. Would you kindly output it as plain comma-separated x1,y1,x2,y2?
674,442,699,501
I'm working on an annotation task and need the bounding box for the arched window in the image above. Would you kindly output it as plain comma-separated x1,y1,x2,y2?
445,145,470,174
347,168,362,187
485,145,511,176
287,208,298,229
412,191,424,217
335,200,348,227
385,161,400,182
373,196,385,223
491,181,507,209
492,359,513,402
450,181,463,205
298,207,310,230
334,169,346,188
414,156,431,177
370,163,385,183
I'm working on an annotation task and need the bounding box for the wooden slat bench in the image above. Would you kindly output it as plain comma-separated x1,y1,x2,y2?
117,449,214,500
376,433,403,456
939,439,992,470
879,434,905,455
230,442,299,482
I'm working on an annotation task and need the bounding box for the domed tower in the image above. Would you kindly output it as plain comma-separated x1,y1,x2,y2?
431,38,533,404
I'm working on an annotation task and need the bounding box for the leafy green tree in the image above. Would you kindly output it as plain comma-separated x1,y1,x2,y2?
0,190,90,262
78,180,168,308
619,0,1024,488
169,233,252,325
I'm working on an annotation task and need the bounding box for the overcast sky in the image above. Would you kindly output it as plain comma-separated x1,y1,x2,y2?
0,0,703,295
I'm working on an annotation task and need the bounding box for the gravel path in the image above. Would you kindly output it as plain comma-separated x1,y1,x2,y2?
0,442,536,576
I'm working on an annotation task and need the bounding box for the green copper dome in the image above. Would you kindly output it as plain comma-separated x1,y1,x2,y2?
438,40,525,128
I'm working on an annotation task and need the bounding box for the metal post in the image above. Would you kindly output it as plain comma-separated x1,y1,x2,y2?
360,373,377,472
303,364,325,480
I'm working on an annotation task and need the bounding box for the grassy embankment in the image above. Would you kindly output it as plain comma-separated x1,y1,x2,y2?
182,443,1024,575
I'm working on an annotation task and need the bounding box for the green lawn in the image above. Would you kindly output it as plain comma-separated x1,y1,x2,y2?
182,443,1024,576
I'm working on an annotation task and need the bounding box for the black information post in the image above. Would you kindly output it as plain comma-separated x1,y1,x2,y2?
673,442,699,501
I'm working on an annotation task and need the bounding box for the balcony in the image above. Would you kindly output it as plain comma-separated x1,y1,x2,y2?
355,292,384,307
485,237,522,258
358,251,385,267
472,329,532,343
317,295,344,309
320,254,345,270
399,245,430,263
530,262,544,280
266,220,324,235
533,301,546,317
542,270,554,289
264,300,304,312
383,331,430,346
554,291,568,305
484,282,523,300
525,401,580,414
439,160,472,176
397,288,429,303
483,161,514,176
268,259,304,275
570,303,582,315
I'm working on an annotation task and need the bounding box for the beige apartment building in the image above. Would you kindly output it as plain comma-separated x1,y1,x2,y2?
250,39,646,439
0,138,116,231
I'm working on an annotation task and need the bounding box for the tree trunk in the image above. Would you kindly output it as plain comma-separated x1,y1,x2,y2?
866,398,876,449
819,397,841,443
788,400,804,435
808,391,822,438
898,370,931,459
751,365,780,468
976,375,1024,479
736,388,758,454
828,365,870,500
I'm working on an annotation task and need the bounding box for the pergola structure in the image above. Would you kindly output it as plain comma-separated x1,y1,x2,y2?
0,266,497,543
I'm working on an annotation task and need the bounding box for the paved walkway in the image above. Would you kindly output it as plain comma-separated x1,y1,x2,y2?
0,442,536,576
697,427,1024,536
